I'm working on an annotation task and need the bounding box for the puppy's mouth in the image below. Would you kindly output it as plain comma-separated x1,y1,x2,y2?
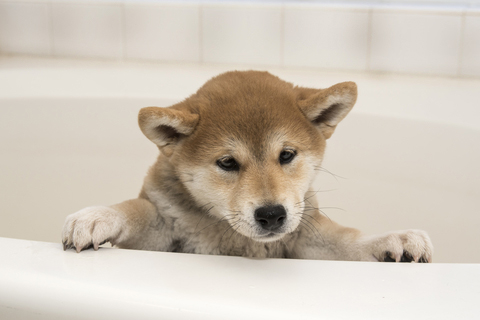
252,231,285,242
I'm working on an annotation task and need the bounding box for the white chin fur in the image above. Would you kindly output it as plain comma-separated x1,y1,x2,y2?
250,233,286,243
230,223,286,243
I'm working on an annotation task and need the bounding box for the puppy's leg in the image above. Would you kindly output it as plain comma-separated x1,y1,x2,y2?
62,198,158,252
294,197,433,262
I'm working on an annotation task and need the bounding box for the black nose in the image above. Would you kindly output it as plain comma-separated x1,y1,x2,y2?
254,205,287,231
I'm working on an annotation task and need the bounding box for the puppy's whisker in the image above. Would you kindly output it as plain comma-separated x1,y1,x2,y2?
313,166,346,180
306,188,338,193
198,202,213,209
301,212,321,226
217,220,240,252
280,238,290,256
301,204,320,210
295,189,337,206
302,208,326,217
294,210,321,231
226,223,245,249
298,219,318,240
193,214,237,236
303,199,342,222
298,216,325,245
304,198,315,209
193,204,215,233
317,206,346,212
316,209,333,222
298,214,320,233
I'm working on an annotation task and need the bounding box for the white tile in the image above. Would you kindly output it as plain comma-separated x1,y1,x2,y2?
0,2,52,55
52,3,123,59
370,10,463,76
125,3,200,62
284,5,369,71
461,12,480,77
202,3,282,66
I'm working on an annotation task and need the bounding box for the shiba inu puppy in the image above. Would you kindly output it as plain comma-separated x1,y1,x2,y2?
62,71,433,262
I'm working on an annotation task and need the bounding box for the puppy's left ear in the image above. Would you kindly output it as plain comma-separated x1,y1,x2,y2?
296,82,357,139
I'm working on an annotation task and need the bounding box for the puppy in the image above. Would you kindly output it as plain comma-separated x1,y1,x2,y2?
62,71,433,262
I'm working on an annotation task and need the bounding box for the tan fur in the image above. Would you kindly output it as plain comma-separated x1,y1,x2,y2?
62,71,433,262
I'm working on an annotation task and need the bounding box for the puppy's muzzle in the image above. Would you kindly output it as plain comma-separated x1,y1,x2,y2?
254,205,286,231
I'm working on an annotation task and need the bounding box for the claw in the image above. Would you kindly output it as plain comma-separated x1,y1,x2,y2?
419,256,429,263
383,251,396,262
400,251,414,263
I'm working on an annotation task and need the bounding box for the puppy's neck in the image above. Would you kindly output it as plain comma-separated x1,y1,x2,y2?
140,154,198,212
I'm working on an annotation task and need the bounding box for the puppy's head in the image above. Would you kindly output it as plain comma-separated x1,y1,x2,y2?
139,71,357,242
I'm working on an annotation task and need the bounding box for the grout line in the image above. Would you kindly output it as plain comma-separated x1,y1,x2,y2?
121,2,127,61
366,6,373,72
457,9,467,77
199,3,204,64
47,1,54,57
279,3,285,68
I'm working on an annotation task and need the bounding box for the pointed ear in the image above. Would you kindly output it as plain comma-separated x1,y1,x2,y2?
296,82,357,139
138,105,199,155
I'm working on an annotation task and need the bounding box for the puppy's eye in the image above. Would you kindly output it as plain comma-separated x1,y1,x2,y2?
279,150,296,165
216,157,239,172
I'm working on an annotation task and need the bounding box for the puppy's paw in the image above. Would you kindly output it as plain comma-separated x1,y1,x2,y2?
61,206,124,253
365,229,433,263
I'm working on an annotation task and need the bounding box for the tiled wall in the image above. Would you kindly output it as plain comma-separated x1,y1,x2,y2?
0,0,479,78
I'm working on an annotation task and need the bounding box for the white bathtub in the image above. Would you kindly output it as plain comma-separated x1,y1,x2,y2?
1,57,479,319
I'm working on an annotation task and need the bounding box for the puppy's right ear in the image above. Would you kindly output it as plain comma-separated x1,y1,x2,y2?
138,106,199,155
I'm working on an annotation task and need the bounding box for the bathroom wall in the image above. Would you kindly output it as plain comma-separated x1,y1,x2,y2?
0,0,479,78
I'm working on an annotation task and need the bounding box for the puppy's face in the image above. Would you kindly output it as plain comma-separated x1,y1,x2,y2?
176,110,325,242
139,71,357,242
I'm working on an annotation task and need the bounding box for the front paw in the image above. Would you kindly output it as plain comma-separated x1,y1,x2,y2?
61,206,124,253
366,229,433,263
